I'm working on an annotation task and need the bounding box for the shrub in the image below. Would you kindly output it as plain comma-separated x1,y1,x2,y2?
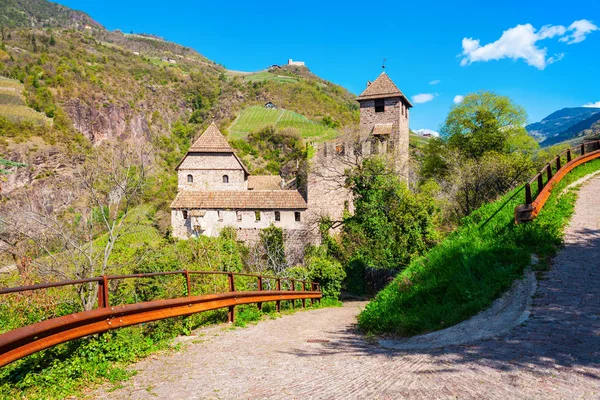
308,256,345,299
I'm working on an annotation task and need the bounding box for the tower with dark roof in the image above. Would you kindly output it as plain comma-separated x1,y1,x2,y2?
357,72,412,178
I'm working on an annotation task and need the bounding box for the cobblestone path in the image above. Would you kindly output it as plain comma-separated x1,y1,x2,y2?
98,178,600,399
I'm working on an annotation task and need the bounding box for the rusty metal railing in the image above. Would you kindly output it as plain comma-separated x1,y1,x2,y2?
0,270,321,367
515,140,600,223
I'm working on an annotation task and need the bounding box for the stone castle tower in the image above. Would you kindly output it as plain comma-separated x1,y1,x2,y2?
305,72,412,235
356,71,412,179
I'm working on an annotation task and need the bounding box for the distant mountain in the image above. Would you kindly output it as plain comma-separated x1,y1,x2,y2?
526,107,600,146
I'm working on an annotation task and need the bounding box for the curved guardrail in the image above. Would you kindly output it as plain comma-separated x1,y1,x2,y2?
515,140,600,223
0,270,321,367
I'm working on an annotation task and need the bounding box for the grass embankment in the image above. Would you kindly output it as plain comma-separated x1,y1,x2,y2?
229,105,339,142
358,159,600,336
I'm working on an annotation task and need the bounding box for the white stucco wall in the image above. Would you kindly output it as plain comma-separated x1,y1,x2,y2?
171,209,305,239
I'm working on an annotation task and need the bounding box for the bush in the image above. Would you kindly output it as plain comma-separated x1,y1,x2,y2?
308,256,345,299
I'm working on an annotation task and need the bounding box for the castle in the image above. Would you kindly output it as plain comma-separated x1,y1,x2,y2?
170,72,411,264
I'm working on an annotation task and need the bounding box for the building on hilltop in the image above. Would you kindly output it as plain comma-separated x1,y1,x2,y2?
170,72,412,264
288,59,305,67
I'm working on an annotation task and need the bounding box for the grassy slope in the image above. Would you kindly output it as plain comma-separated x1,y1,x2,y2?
0,77,50,125
229,105,339,142
358,159,600,336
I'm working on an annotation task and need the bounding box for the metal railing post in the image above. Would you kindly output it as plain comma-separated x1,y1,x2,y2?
184,270,191,297
567,148,572,163
257,276,263,311
556,155,561,171
97,275,109,308
276,278,281,312
525,183,532,205
290,279,295,309
547,163,553,181
537,174,544,196
581,143,586,156
302,281,306,308
228,272,235,323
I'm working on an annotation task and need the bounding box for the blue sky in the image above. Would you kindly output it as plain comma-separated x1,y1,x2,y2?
56,0,600,132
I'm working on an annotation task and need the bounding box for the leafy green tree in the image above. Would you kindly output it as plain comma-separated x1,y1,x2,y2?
342,157,439,271
421,91,538,219
442,90,536,159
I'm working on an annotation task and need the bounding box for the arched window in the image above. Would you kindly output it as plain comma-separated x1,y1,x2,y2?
187,174,193,183
222,175,229,184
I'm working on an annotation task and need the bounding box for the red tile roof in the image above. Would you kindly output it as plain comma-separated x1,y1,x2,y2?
171,190,307,210
372,123,394,135
357,72,412,106
189,122,234,153
248,175,284,190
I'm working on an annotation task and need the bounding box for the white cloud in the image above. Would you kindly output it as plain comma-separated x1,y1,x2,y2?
453,95,464,104
460,19,597,70
429,80,441,85
583,101,600,108
560,20,598,44
412,93,436,104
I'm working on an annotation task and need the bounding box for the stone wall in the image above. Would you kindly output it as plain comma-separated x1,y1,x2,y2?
359,96,410,179
177,153,247,191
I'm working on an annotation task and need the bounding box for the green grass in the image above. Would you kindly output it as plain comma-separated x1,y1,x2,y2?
242,71,299,83
0,78,50,126
409,133,430,150
229,105,339,142
358,158,600,336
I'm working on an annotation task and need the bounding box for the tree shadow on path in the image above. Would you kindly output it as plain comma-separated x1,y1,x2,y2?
281,227,600,380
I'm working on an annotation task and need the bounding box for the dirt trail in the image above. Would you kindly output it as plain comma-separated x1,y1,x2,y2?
96,178,600,400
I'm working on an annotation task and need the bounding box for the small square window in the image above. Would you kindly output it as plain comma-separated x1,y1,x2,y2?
275,211,281,221
375,99,385,113
218,210,223,221
294,211,301,222
182,210,188,220
255,211,261,221
236,211,242,221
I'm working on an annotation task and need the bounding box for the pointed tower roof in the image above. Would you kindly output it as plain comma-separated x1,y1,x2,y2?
179,122,248,174
357,72,412,107
189,122,234,153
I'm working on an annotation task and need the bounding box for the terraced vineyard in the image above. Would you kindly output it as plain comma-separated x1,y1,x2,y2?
229,105,339,141
0,77,51,125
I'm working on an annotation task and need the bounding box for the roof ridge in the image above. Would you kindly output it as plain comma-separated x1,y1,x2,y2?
188,122,234,153
357,72,412,106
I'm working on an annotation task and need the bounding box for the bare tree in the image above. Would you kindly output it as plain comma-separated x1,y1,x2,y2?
0,143,152,310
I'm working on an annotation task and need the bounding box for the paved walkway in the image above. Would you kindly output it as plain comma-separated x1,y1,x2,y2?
97,178,600,399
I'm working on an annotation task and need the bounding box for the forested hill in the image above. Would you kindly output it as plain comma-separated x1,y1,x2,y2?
527,107,600,146
0,0,358,210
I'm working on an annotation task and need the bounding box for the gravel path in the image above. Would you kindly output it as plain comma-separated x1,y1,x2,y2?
97,178,600,399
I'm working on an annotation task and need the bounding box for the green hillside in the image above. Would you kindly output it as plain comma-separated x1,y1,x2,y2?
229,105,339,141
